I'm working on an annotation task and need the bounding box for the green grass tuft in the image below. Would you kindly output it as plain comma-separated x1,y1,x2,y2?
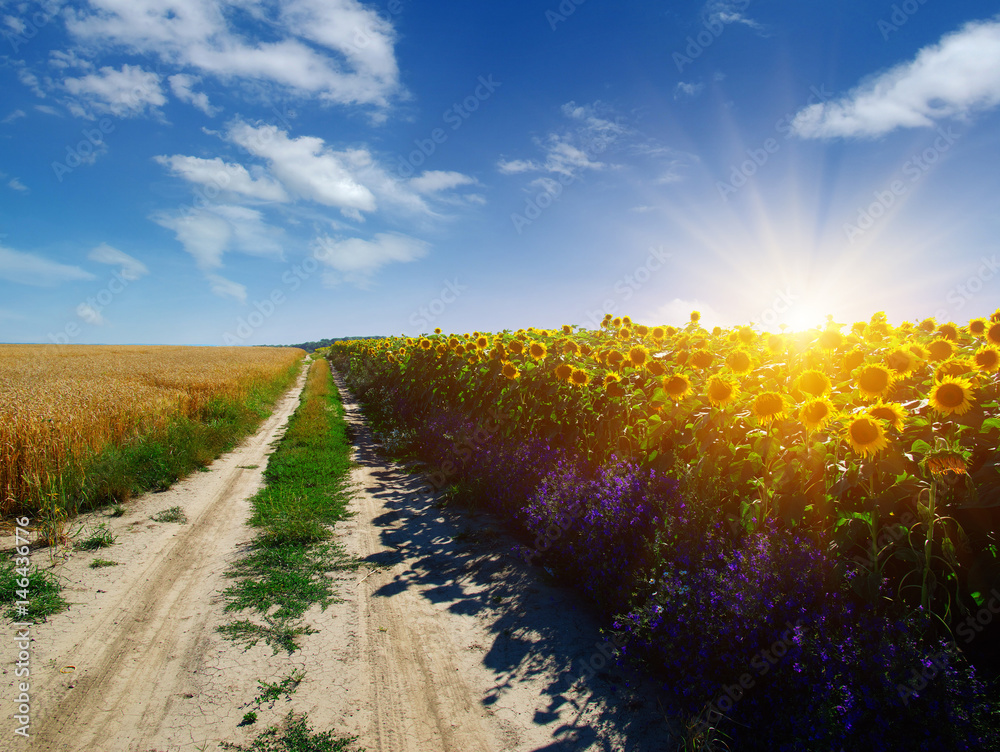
152,506,188,524
89,558,118,568
73,523,116,551
220,712,360,752
0,562,68,622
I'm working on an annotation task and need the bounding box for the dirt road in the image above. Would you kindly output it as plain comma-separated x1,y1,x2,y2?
5,364,674,751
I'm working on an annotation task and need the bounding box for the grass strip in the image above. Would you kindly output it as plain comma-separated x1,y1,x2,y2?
219,358,359,654
221,712,361,752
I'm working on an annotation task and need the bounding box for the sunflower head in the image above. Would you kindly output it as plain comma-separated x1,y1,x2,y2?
842,348,866,374
690,349,714,370
868,401,907,431
936,358,974,380
419,338,432,350
799,398,836,432
607,350,625,368
628,345,650,368
854,364,893,400
690,311,701,323
926,338,953,362
925,450,968,476
647,361,666,376
751,391,786,424
502,362,520,380
663,373,693,402
737,326,756,345
796,369,832,398
529,341,548,361
603,372,620,386
885,347,918,374
617,327,631,340
818,328,844,350
507,339,524,355
988,322,1000,346
968,318,988,337
570,368,590,386
726,349,753,375
844,415,889,458
706,374,739,408
767,334,786,355
937,323,959,341
554,363,574,382
635,324,649,337
929,376,976,416
562,324,573,335
974,345,1000,373
651,326,667,342
563,340,580,355
919,318,937,333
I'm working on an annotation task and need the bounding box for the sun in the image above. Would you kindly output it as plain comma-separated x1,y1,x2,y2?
780,303,831,333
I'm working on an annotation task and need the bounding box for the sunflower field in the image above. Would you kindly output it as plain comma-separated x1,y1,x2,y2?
327,311,1000,750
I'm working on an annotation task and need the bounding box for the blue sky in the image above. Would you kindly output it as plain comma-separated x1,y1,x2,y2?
1,0,999,345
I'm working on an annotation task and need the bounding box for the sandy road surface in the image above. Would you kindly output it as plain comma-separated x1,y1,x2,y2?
3,363,675,751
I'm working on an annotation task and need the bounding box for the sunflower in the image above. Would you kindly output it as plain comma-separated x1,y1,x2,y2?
564,340,580,355
570,368,591,386
799,398,836,432
617,327,631,340
908,343,928,362
885,347,918,374
690,349,714,370
737,326,756,345
454,344,466,356
433,327,442,334
529,341,548,361
796,369,832,398
868,401,907,431
818,329,844,350
926,338,953,362
968,318,988,337
628,345,650,368
436,344,447,355
606,381,626,398
651,326,667,342
474,336,488,350
689,310,701,323
726,349,753,375
419,338,432,350
663,374,693,401
974,345,1000,373
918,318,937,333
936,358,974,380
929,376,976,416
502,362,520,380
611,317,622,329
579,343,593,356
844,415,889,458
675,350,690,366
562,324,573,335
842,348,866,374
603,372,620,386
622,315,633,327
937,323,959,341
607,350,625,368
634,324,649,337
554,363,574,382
507,339,524,355
926,451,968,475
854,364,893,400
751,392,786,424
706,374,739,407
988,322,1000,346
766,334,786,355
647,361,666,377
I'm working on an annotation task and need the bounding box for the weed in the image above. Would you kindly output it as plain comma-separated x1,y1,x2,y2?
253,669,305,708
220,712,360,752
108,503,126,517
152,506,188,524
74,523,116,551
0,561,68,622
89,558,118,569
241,711,258,726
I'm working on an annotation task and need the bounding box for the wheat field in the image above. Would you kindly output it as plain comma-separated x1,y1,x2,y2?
0,345,304,515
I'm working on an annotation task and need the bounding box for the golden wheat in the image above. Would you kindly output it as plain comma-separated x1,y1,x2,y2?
0,345,303,513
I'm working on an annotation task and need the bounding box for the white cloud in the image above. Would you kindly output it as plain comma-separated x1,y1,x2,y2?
88,243,149,280
408,171,476,194
153,204,283,270
63,64,166,118
1,109,25,124
227,122,376,215
7,177,27,192
34,104,61,116
0,245,95,286
793,18,1000,139
206,273,247,302
66,0,401,110
496,159,540,175
675,81,705,99
313,232,427,287
154,154,289,202
76,302,105,326
705,0,764,32
168,73,220,116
